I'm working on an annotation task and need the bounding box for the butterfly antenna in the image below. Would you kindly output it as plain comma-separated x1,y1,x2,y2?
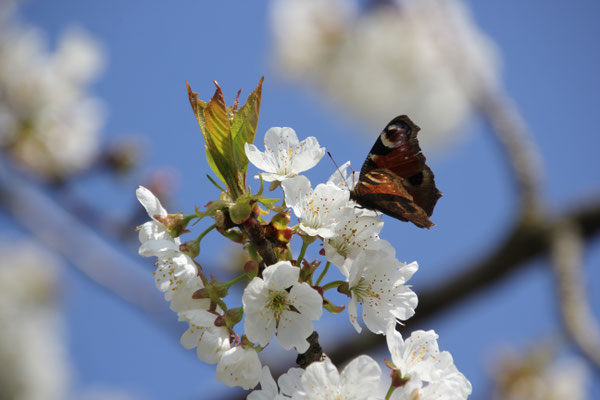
327,151,350,191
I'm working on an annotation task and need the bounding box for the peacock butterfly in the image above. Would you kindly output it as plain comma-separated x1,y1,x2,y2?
349,115,442,229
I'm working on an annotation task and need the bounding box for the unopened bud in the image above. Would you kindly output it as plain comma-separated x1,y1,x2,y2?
180,240,200,258
223,307,244,328
243,260,259,279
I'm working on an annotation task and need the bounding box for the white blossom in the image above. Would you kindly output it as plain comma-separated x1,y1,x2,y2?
178,309,231,364
327,161,359,191
281,175,349,238
292,356,382,400
346,252,418,334
323,207,394,276
247,366,292,400
215,346,262,390
0,241,69,400
136,186,197,299
270,0,499,151
386,325,472,400
242,261,323,353
0,10,105,179
245,126,325,182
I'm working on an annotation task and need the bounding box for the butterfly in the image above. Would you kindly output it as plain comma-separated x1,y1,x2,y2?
349,115,442,229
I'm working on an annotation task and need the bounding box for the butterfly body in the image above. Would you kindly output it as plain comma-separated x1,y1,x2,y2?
350,115,442,229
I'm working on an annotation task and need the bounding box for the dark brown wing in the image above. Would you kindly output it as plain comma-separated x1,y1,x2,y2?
350,169,441,229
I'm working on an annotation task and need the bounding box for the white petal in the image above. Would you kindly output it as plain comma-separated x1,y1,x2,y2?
279,368,304,397
348,296,362,333
245,309,277,348
386,323,406,368
136,185,167,219
277,311,314,352
180,324,203,349
289,282,323,321
178,309,217,326
296,358,340,399
216,346,262,390
138,238,179,257
245,142,277,174
290,136,325,173
339,355,381,399
281,175,312,219
138,220,168,243
196,326,231,364
248,366,280,400
242,277,268,314
263,261,300,290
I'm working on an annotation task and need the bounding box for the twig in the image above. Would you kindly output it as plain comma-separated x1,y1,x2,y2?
551,219,600,372
240,215,278,266
479,89,545,220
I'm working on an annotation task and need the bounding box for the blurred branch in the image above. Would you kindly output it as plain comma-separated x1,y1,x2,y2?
479,89,545,219
321,198,600,369
551,219,600,372
0,158,179,336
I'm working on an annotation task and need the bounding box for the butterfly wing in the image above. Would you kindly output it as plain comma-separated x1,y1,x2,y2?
359,115,425,179
351,168,439,229
353,115,442,228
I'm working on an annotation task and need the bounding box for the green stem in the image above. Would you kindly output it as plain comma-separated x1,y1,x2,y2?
315,261,331,286
296,238,310,267
195,223,216,244
223,273,248,289
385,385,395,400
322,280,347,291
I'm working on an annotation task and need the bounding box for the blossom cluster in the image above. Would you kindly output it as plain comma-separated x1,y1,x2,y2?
0,4,105,179
136,125,471,399
269,0,499,151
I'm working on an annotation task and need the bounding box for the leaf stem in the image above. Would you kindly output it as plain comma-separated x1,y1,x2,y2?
315,261,331,286
296,238,310,267
385,385,395,400
322,280,346,291
195,223,216,244
223,273,249,289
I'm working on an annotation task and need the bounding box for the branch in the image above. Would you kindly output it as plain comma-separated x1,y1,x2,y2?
551,219,600,372
0,158,179,336
324,198,600,367
479,89,545,219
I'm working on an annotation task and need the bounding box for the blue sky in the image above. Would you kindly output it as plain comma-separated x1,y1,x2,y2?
15,1,600,399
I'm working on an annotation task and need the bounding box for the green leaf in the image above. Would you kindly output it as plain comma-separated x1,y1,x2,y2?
230,77,264,184
187,78,264,200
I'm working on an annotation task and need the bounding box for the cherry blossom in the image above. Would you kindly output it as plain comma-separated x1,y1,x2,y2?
291,356,382,400
386,325,472,400
281,175,349,238
323,207,394,276
136,186,197,299
178,309,231,364
327,161,359,191
244,126,325,182
215,346,262,390
242,261,323,352
247,366,305,400
346,252,418,334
